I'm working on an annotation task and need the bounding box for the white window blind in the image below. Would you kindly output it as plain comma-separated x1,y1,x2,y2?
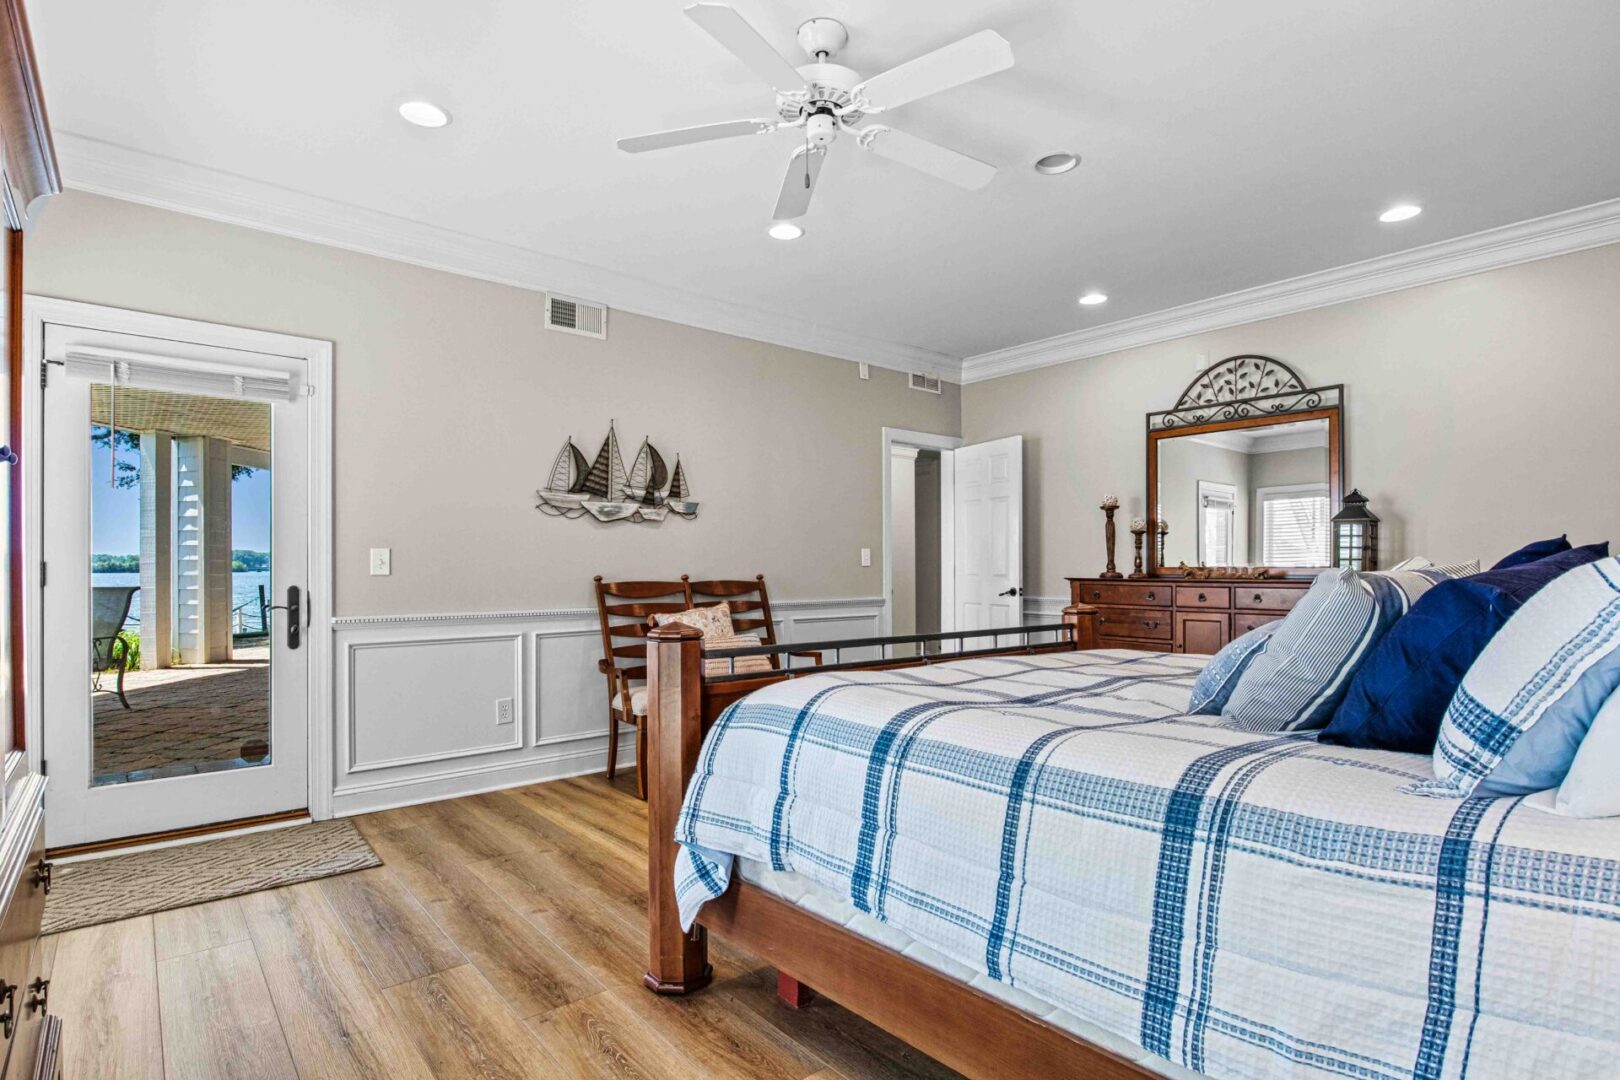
61,346,299,402
1198,484,1237,566
1261,486,1330,566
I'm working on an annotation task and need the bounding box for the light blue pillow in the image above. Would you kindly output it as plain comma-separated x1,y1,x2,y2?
1222,566,1451,732
1411,556,1620,798
1188,620,1280,715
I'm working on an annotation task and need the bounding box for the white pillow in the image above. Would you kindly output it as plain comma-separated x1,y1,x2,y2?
1533,689,1620,818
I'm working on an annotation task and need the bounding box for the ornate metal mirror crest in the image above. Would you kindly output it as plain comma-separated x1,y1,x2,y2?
1147,354,1342,431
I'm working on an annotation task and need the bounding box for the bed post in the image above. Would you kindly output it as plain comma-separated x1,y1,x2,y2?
643,620,713,995
1064,603,1100,651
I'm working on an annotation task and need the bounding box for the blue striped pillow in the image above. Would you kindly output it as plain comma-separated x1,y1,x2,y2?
1187,620,1279,715
1411,557,1620,798
1221,566,1452,732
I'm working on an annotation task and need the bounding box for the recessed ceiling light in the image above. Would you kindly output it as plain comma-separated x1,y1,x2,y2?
1078,291,1108,306
1034,152,1079,175
1379,203,1422,223
768,221,804,241
398,100,451,128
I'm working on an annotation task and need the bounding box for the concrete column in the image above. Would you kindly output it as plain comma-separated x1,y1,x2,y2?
174,436,234,664
137,431,172,669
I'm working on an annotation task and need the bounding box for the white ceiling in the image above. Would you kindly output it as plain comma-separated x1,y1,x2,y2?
31,0,1620,370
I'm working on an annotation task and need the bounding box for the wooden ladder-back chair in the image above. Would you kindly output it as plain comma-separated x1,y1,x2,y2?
592,577,691,799
683,575,822,670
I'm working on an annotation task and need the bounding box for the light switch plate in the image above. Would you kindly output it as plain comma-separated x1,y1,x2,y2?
860,547,872,567
495,697,515,726
369,548,391,576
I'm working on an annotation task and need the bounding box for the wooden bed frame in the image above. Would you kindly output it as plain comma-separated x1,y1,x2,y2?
641,604,1159,1080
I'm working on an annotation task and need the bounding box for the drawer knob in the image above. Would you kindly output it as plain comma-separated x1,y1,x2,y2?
1197,592,1207,602
1146,591,1156,600
25,978,47,1017
1145,620,1159,630
1253,593,1264,603
1091,590,1101,600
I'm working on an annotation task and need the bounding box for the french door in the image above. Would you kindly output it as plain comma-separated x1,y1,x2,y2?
40,318,311,847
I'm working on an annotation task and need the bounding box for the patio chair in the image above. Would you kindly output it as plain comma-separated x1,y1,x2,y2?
92,584,140,710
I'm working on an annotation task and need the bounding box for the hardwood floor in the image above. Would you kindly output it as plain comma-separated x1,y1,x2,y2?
43,772,963,1078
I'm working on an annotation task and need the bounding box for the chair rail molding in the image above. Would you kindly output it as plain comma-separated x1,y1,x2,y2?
329,595,885,816
959,196,1620,384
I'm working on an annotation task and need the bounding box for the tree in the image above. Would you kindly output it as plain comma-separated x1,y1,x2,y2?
91,425,256,489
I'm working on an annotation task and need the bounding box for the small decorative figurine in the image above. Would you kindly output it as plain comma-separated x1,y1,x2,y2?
1129,518,1148,579
1099,495,1123,579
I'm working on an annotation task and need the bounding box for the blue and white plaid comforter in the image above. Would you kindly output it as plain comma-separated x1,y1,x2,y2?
673,650,1620,1079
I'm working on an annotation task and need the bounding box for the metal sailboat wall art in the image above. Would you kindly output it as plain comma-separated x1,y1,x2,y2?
536,420,699,522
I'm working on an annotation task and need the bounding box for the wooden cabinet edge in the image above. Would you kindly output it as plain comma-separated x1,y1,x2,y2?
0,759,48,1080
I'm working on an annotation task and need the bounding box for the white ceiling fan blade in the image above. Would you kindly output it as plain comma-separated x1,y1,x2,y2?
853,29,1013,112
772,146,825,220
684,3,806,91
616,118,775,153
859,127,996,190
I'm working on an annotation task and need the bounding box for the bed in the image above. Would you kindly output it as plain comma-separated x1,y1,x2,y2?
640,608,1620,1080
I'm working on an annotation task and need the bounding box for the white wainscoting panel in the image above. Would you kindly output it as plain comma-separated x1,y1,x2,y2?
329,597,884,816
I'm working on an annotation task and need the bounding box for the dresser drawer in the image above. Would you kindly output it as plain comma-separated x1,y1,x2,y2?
1073,581,1171,608
1235,586,1305,613
1175,585,1231,609
1094,606,1172,643
1233,611,1285,638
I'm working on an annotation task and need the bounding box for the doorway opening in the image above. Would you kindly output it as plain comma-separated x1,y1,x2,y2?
888,446,944,656
90,387,273,785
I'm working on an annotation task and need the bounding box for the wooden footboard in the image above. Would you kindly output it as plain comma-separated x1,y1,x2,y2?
641,605,1155,1079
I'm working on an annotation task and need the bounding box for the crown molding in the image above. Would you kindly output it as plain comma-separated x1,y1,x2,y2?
53,132,963,382
960,197,1620,384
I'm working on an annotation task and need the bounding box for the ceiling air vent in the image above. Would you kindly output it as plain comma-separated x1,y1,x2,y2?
909,372,942,394
545,295,608,339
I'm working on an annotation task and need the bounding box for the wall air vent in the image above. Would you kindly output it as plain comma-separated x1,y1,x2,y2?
909,372,942,394
545,295,608,339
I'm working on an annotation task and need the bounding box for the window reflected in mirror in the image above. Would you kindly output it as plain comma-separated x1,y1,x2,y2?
1157,418,1332,568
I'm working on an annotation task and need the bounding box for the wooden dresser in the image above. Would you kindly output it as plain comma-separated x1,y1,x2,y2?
1066,577,1312,655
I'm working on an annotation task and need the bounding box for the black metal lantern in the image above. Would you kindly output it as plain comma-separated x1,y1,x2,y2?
1332,489,1379,572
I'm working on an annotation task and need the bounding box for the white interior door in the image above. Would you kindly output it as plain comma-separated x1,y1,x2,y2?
41,321,310,847
945,435,1023,632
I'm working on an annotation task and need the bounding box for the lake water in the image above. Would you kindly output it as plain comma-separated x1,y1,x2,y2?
94,570,273,634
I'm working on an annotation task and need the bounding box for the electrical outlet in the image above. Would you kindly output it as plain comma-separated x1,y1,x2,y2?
369,548,391,576
495,697,515,726
860,547,872,567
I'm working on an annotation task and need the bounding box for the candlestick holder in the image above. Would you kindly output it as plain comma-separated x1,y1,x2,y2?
1099,496,1123,579
1129,519,1148,580
1155,518,1168,572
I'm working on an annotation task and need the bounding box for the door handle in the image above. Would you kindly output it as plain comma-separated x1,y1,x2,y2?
997,587,1024,597
267,585,301,650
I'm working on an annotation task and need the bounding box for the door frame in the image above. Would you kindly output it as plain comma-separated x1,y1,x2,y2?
880,427,961,637
22,296,335,820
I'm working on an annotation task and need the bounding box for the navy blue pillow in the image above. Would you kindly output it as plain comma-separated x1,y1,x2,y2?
1492,534,1571,570
1320,542,1609,752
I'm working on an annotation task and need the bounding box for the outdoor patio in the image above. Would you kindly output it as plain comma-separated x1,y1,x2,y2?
91,645,270,784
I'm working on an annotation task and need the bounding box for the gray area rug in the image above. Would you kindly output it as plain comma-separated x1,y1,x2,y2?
43,820,380,935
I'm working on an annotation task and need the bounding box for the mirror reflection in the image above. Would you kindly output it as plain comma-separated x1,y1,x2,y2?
1155,418,1331,568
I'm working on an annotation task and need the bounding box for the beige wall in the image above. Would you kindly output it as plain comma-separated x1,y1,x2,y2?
27,192,960,615
963,242,1620,599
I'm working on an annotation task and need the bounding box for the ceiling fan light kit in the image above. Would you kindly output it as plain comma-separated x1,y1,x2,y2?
617,4,1014,226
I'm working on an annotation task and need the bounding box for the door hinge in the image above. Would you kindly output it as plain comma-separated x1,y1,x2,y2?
39,561,45,587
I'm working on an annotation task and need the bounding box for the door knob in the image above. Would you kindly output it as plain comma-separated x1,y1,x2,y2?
997,587,1024,597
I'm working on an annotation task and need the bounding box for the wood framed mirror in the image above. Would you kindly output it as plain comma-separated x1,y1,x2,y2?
1146,355,1343,578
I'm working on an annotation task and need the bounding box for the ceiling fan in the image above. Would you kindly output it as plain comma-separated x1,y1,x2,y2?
616,4,1015,224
